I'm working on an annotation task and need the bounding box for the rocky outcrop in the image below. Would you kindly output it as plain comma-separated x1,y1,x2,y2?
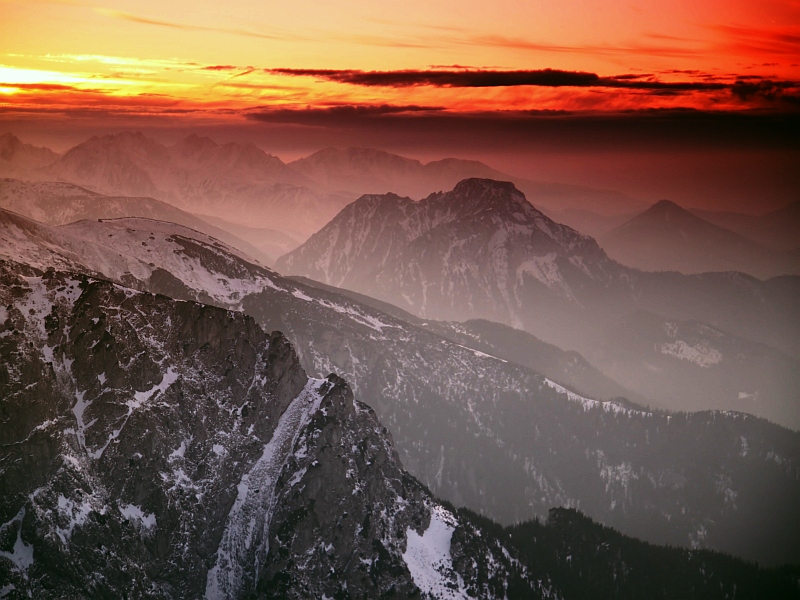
0,263,534,599
2,262,798,599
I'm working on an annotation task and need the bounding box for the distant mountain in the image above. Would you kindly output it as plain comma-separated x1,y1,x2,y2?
278,179,800,429
4,209,800,565
278,178,611,324
694,201,800,252
289,146,645,213
593,310,800,419
3,261,797,597
289,146,506,198
0,133,59,176
0,179,274,265
430,318,647,404
40,131,347,238
600,199,800,278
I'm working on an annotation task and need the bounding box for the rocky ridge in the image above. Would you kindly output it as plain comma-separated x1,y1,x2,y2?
2,210,799,565
0,262,541,599
2,262,798,599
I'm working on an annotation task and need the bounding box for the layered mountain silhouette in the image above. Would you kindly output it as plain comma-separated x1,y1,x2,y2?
289,146,644,214
36,132,340,239
600,199,800,278
278,179,800,429
3,208,800,566
694,200,800,252
1,132,646,233
539,206,636,239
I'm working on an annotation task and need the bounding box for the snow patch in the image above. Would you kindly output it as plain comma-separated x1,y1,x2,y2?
0,508,34,573
119,504,157,530
402,505,472,599
660,340,722,368
55,496,92,543
169,439,188,461
205,378,328,599
90,367,179,459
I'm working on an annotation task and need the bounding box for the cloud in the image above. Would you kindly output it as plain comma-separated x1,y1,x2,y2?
202,65,239,71
0,82,100,92
731,79,800,105
247,104,443,124
242,105,800,152
97,9,308,42
266,68,732,92
711,24,800,56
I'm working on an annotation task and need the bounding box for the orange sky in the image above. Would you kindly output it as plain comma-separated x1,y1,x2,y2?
1,0,799,120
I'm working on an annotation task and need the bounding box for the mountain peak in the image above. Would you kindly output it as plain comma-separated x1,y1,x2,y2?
175,133,219,150
0,132,21,144
0,133,23,159
451,177,519,197
443,178,538,216
649,198,688,213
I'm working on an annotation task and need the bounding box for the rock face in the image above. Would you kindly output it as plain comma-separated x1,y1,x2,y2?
0,262,541,599
278,178,610,327
3,262,798,599
3,212,800,566
277,179,800,430
0,262,303,597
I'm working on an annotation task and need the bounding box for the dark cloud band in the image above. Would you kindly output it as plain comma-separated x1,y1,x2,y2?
266,68,737,91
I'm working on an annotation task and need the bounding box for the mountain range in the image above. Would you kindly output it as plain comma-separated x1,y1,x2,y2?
3,260,798,598
694,201,800,253
278,179,800,430
2,207,799,568
0,132,650,238
3,127,800,596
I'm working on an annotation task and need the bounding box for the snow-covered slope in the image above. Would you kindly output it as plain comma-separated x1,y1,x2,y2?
0,179,274,265
4,211,800,565
0,208,277,307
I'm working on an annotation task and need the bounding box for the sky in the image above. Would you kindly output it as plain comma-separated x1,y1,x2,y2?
1,0,799,211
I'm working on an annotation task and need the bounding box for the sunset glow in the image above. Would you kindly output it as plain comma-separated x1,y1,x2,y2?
1,0,798,123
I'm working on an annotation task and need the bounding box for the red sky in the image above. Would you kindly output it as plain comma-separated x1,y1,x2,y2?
1,0,798,211
1,0,798,119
